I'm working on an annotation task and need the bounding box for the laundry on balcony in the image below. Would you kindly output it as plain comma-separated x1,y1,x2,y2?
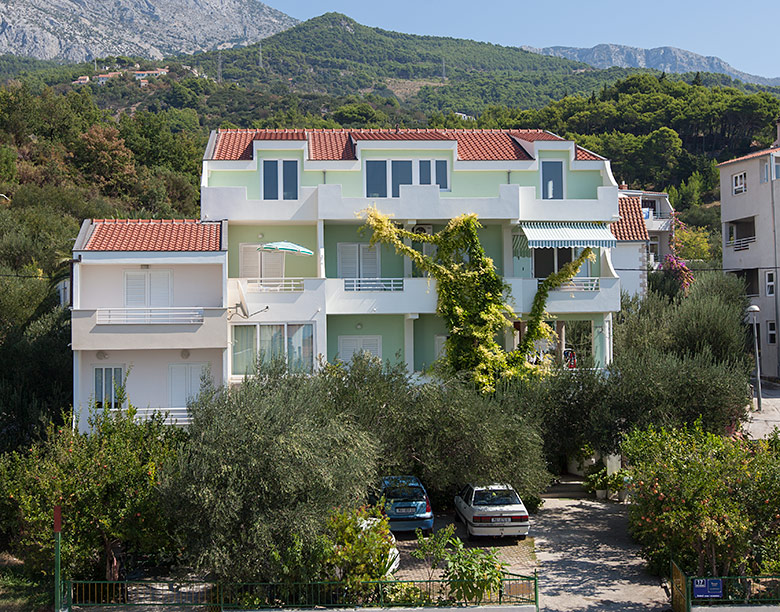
518,222,617,249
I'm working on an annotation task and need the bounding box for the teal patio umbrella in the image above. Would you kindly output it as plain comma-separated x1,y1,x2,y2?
257,241,314,256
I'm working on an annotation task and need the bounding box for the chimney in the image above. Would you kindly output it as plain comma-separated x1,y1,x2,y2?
619,181,628,190
775,116,780,147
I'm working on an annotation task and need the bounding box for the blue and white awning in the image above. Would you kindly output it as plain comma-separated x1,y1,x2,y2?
518,222,616,249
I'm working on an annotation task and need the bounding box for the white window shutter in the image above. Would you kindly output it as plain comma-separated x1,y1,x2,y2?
125,272,147,307
169,364,188,408
261,252,285,279
240,244,261,278
360,244,380,278
360,336,381,358
338,243,359,278
338,336,360,361
149,271,171,307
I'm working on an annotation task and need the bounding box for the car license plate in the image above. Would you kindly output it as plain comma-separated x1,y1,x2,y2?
396,507,415,514
491,517,511,523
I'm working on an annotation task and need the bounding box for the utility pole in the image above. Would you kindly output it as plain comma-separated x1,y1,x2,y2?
217,49,223,84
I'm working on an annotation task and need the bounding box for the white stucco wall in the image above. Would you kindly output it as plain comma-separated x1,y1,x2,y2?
611,242,646,297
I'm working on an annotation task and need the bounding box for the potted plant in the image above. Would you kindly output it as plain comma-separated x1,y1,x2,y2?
584,465,609,499
611,469,631,502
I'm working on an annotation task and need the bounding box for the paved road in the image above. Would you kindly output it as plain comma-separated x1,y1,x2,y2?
534,497,669,611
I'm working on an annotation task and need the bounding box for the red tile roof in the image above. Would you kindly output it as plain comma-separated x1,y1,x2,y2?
84,219,222,252
718,147,780,167
209,128,586,162
574,146,605,161
612,197,649,242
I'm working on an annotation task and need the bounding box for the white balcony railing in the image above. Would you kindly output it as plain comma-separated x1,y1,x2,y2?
344,278,405,292
726,236,756,251
557,277,600,292
246,277,305,292
96,308,205,325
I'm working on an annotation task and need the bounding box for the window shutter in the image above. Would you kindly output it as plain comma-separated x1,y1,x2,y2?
169,364,188,408
125,272,147,307
149,271,171,307
360,336,381,358
240,244,261,278
338,243,359,278
360,244,380,278
338,336,360,361
260,252,285,279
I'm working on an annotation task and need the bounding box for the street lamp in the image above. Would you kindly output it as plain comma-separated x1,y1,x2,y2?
748,304,763,412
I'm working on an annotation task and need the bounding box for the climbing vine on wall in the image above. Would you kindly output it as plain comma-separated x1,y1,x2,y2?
362,208,594,391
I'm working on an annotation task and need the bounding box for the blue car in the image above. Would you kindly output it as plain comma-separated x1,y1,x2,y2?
380,476,434,535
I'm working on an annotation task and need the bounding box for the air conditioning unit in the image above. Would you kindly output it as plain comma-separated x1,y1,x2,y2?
412,224,433,236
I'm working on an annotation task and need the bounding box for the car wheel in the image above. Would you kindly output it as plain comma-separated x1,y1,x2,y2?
423,528,433,537
466,526,474,542
518,535,527,541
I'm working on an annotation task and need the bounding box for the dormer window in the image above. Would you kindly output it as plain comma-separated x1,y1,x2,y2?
263,160,298,200
541,160,563,200
365,159,449,197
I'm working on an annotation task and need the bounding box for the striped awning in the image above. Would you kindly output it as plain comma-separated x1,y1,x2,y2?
518,222,616,249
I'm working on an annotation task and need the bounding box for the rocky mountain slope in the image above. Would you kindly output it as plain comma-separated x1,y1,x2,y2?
522,43,780,87
0,0,298,62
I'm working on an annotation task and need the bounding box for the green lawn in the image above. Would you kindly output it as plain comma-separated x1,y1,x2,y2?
0,552,50,612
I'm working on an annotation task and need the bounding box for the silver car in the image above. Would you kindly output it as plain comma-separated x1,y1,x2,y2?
454,483,530,540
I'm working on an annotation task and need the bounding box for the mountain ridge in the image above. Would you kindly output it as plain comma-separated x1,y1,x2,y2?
0,0,298,62
522,43,780,87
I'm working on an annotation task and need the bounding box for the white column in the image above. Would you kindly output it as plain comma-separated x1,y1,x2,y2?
404,220,416,278
72,261,81,309
73,351,87,432
404,313,418,373
317,219,325,278
502,224,514,277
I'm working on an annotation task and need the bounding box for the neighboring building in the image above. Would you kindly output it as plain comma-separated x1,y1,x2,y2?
611,195,650,296
96,72,122,85
719,145,780,378
619,188,675,269
72,128,625,426
71,76,90,85
134,67,169,80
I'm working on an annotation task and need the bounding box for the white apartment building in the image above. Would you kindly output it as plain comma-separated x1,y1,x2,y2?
719,146,780,378
72,128,626,428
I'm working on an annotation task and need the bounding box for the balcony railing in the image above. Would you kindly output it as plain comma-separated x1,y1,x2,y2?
96,308,204,325
344,278,404,292
557,277,600,291
246,277,305,292
726,236,756,251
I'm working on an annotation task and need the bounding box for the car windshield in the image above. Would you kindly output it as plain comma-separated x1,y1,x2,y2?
384,485,425,502
472,489,520,506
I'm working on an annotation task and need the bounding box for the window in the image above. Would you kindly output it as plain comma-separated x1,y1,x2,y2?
124,270,171,307
541,160,564,200
262,159,298,200
169,363,208,408
649,236,660,264
769,321,777,345
434,334,448,358
365,159,449,197
768,271,776,297
239,243,285,278
337,243,380,278
94,366,123,409
231,323,315,375
338,335,382,361
733,171,747,195
762,161,770,184
533,247,576,278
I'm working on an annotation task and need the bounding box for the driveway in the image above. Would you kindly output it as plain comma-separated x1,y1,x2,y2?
744,380,780,439
534,496,668,611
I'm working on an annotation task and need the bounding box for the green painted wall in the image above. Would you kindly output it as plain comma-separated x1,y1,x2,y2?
228,224,317,278
568,170,602,200
210,170,261,201
449,171,507,198
327,315,405,363
323,225,404,278
413,314,448,371
321,170,363,197
477,225,504,276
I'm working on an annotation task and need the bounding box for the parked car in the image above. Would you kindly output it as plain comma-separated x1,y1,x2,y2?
379,476,434,535
454,483,530,540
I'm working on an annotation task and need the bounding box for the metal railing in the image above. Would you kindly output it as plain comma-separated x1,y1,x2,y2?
344,278,405,292
246,278,305,292
96,308,204,325
64,573,538,610
726,236,757,251
119,407,190,425
687,574,780,606
557,277,600,291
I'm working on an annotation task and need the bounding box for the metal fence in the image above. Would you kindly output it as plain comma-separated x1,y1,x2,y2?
671,561,780,609
64,573,538,610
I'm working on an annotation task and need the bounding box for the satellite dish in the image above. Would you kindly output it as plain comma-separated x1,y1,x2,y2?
237,281,249,318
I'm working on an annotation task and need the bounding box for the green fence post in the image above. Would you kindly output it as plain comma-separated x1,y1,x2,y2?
54,505,61,612
534,570,540,612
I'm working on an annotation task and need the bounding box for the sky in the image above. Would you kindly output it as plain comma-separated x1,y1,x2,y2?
268,1,776,78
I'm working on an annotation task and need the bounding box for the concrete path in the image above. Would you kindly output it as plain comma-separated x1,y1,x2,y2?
744,381,780,439
534,496,669,611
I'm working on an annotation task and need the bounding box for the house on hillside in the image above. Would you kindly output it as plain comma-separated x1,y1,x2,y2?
96,72,122,85
719,142,780,379
71,76,90,85
134,67,169,80
71,128,624,429
611,196,650,296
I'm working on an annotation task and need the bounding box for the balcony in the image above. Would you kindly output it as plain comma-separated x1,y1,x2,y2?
246,278,305,292
96,307,205,325
344,278,404,292
726,236,756,251
71,307,228,351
